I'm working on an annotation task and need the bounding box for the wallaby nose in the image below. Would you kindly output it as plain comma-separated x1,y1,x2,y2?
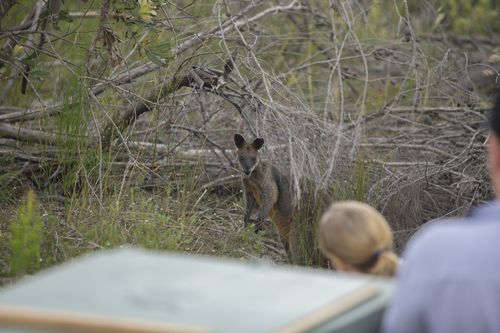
244,170,251,176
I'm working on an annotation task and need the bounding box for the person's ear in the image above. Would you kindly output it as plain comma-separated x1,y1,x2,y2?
488,132,500,197
329,255,355,272
489,133,500,170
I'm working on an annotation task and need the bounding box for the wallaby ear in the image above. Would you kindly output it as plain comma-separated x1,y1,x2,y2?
234,133,245,148
253,138,264,150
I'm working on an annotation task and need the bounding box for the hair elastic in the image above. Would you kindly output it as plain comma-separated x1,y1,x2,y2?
354,247,388,272
372,247,387,258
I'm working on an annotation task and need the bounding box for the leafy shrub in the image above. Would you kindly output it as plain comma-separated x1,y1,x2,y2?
8,190,43,275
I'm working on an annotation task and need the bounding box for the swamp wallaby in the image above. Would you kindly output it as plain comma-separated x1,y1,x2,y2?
233,133,294,254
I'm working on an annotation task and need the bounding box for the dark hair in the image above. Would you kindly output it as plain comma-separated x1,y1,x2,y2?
491,94,500,137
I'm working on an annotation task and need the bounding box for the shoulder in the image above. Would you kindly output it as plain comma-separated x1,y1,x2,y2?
383,202,500,333
269,163,288,180
400,219,458,269
405,218,461,253
407,200,500,251
401,201,500,279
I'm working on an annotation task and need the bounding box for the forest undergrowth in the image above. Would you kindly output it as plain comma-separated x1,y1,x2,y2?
0,0,498,282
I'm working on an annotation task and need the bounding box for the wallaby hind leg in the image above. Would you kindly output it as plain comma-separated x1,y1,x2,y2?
275,233,290,261
275,219,293,262
282,240,293,263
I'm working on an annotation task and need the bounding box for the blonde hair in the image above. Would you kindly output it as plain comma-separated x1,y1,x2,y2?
318,201,399,277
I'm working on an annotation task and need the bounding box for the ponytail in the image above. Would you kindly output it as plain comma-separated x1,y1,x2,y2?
319,201,400,278
365,251,399,277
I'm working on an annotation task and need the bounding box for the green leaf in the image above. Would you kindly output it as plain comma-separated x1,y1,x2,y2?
29,69,48,81
144,42,171,67
59,10,74,23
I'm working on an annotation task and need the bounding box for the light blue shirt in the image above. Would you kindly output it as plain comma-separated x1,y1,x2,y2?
382,200,500,333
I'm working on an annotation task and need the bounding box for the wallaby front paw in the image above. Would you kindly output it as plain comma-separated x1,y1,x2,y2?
249,218,265,232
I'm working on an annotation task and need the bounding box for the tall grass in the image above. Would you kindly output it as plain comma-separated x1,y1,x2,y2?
331,155,371,202
291,153,373,267
55,80,96,195
1,162,272,280
8,190,43,275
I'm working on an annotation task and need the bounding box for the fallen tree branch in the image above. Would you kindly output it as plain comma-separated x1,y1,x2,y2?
0,103,66,122
387,106,487,119
170,124,235,166
99,76,186,145
0,148,48,162
100,50,238,146
201,174,240,190
90,62,159,96
0,122,56,145
360,143,455,159
126,141,232,160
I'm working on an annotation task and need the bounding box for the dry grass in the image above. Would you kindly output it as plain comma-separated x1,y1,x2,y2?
1,0,498,277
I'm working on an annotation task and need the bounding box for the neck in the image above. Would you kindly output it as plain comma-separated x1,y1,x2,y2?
249,162,263,178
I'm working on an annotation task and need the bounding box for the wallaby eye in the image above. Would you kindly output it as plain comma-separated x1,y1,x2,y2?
250,157,256,162
239,156,244,161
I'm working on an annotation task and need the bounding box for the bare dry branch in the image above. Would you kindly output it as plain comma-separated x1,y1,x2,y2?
0,122,56,144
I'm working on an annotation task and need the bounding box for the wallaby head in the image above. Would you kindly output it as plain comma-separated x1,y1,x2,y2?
234,133,264,177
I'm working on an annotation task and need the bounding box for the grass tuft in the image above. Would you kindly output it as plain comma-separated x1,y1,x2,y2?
8,190,43,276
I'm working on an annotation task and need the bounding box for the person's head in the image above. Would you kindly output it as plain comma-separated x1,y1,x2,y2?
488,94,500,198
318,201,398,277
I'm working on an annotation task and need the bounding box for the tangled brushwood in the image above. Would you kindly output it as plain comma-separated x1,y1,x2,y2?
0,1,498,275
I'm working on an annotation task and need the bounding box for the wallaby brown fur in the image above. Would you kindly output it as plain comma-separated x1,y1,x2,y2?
233,133,294,254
